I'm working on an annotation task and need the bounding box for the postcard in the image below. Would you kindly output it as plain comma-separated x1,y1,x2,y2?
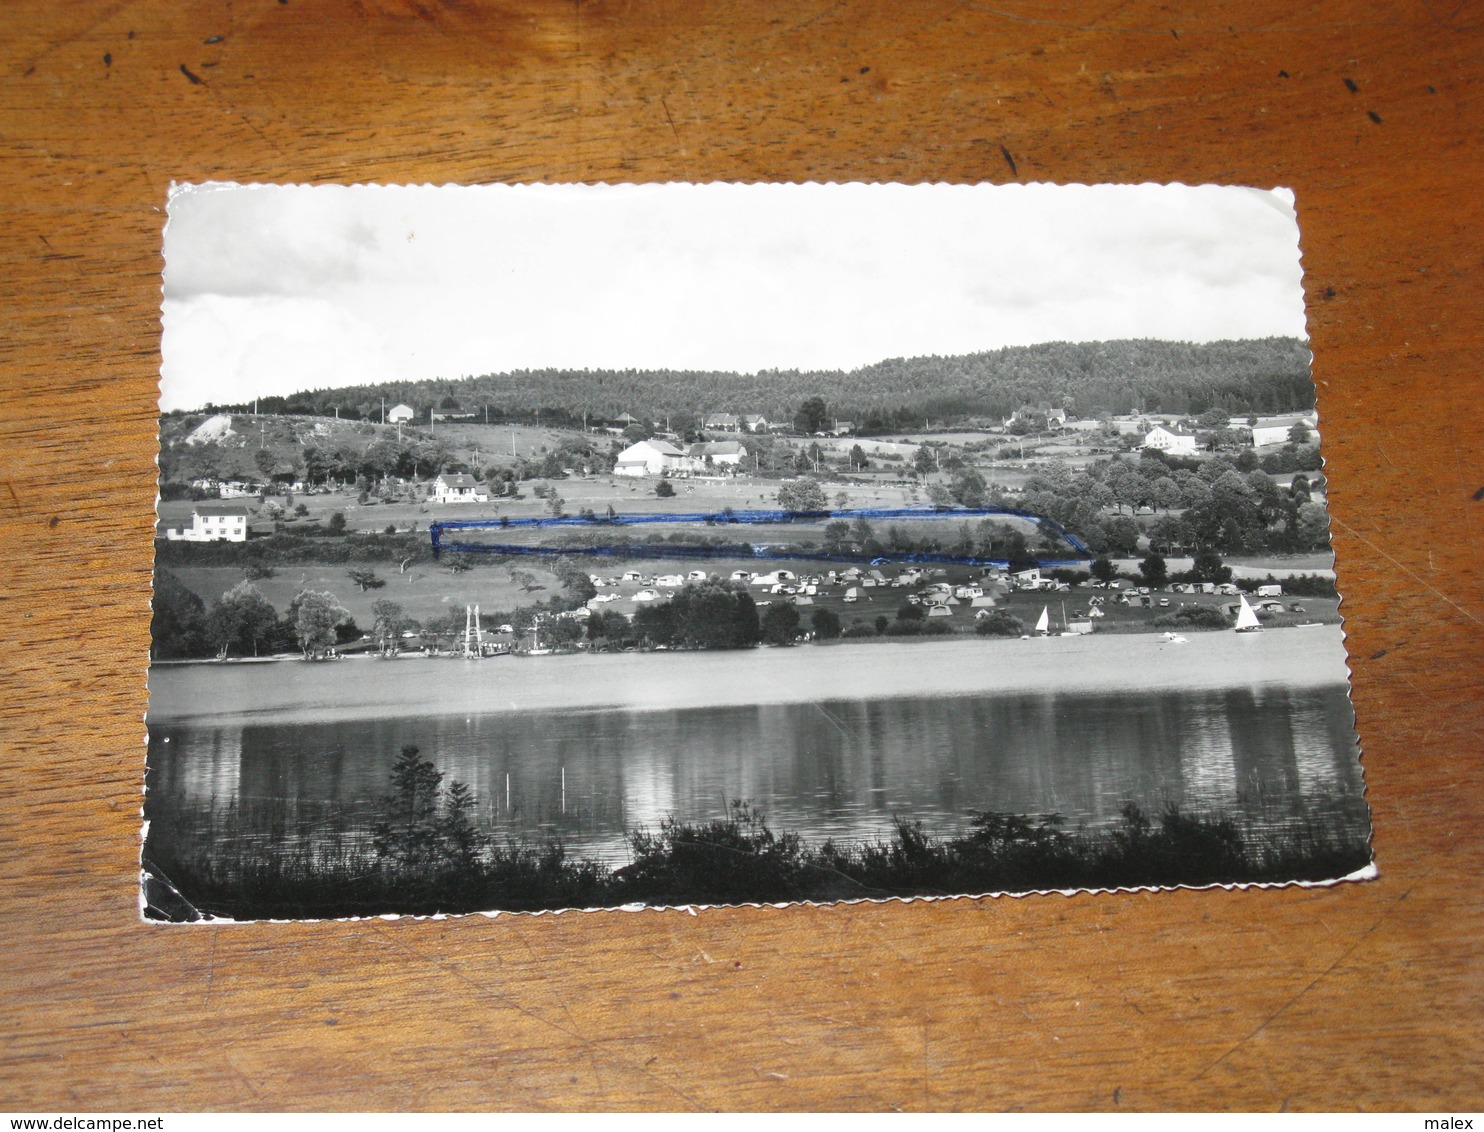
144,182,1372,921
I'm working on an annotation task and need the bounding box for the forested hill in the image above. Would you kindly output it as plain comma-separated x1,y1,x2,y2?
235,338,1314,429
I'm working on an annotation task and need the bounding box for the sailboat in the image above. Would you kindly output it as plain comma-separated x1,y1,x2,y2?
527,620,552,656
1034,606,1051,636
1234,593,1263,633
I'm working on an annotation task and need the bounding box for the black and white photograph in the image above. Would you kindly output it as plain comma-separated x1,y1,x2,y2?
144,181,1372,922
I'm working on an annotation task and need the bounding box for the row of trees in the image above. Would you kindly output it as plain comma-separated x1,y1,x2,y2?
1003,450,1329,556
583,581,843,650
150,572,374,661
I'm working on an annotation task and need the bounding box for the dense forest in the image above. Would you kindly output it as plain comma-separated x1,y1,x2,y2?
206,338,1314,431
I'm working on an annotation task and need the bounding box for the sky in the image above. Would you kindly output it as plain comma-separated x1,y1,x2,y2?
159,181,1308,412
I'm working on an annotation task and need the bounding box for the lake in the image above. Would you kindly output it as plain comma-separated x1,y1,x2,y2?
145,632,1370,866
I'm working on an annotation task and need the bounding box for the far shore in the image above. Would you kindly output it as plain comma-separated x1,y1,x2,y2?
147,624,1353,727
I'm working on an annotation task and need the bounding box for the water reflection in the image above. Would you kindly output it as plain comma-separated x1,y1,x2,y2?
146,685,1369,864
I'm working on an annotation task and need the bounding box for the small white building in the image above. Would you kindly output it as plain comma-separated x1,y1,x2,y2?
614,439,689,476
1245,415,1320,447
687,440,748,469
387,403,415,424
1011,567,1048,590
432,473,489,503
740,414,770,433
1143,424,1199,454
165,503,252,542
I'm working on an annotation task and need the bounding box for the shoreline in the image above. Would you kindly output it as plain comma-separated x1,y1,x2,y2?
147,623,1354,727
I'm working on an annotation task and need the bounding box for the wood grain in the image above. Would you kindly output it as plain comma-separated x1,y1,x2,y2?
1,0,1479,1112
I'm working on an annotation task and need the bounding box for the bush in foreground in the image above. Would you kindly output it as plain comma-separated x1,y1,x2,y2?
975,610,1026,637
143,786,1372,921
1151,605,1233,630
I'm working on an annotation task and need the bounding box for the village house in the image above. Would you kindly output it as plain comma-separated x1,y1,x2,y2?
387,403,415,424
1011,567,1057,591
740,414,770,433
165,502,253,542
1143,423,1200,454
614,439,690,476
1238,414,1320,447
703,412,741,432
686,440,748,470
183,475,259,499
431,473,489,503
1005,405,1067,433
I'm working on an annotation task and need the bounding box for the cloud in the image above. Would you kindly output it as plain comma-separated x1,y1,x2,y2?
159,293,399,411
159,182,1308,411
163,184,384,301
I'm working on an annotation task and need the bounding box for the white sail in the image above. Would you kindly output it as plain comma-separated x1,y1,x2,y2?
1035,606,1050,634
1234,593,1262,632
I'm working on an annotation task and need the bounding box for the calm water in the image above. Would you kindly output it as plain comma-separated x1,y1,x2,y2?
146,682,1369,864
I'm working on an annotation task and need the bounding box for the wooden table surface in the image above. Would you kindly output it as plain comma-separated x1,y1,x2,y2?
1,0,1479,1113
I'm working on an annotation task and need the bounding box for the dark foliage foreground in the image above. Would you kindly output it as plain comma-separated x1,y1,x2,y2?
143,750,1371,921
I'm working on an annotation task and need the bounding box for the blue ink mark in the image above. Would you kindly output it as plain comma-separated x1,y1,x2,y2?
429,506,1092,571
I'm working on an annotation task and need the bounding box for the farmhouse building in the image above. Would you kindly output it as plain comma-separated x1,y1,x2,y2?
432,473,489,503
1241,415,1320,447
614,439,690,476
687,440,747,469
1143,423,1199,454
387,403,415,424
704,412,773,434
165,503,253,542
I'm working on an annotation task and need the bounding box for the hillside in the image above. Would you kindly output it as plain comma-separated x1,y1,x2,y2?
201,338,1314,430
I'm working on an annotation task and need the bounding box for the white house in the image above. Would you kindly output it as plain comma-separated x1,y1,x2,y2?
614,439,689,476
387,403,415,424
1244,415,1320,447
432,473,489,503
740,414,770,433
1143,424,1199,454
1011,567,1056,591
165,503,252,542
703,413,741,432
687,440,747,470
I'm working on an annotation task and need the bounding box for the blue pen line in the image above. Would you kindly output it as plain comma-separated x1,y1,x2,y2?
429,505,1091,570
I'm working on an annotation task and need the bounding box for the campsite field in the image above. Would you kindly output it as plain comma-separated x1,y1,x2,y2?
167,544,1342,652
